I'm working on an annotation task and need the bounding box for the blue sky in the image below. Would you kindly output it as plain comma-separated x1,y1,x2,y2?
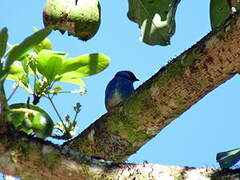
1,0,240,178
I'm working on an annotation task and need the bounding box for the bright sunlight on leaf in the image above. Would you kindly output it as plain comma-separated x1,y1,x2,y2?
0,27,8,59
5,27,52,68
36,50,110,85
33,27,52,53
7,64,26,82
36,50,66,82
127,0,181,46
4,28,110,139
61,53,110,78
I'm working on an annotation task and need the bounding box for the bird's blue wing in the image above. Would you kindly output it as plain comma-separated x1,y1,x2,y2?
105,77,134,110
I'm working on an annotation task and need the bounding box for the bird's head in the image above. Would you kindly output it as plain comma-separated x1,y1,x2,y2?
115,71,139,82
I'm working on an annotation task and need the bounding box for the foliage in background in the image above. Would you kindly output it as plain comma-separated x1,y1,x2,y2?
210,0,240,29
217,148,240,169
127,0,181,46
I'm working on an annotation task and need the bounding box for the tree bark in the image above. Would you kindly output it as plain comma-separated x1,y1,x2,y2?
0,81,13,134
64,11,240,162
1,131,240,180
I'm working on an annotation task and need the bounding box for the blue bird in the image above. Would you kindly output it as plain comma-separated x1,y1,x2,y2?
105,71,139,111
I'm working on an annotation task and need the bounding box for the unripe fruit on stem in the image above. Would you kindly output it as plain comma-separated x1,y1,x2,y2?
43,0,101,41
8,104,54,138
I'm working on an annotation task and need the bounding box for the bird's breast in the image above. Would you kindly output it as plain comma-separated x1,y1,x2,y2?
106,89,123,110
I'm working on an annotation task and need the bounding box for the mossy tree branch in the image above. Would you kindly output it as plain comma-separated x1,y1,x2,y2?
0,131,240,180
64,11,240,162
0,81,12,134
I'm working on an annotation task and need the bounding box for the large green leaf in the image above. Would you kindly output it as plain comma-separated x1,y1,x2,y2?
59,71,85,86
6,27,52,67
217,148,240,169
127,0,181,46
33,27,52,53
6,63,32,93
36,50,65,82
6,64,26,81
0,27,8,58
60,53,110,78
210,0,240,29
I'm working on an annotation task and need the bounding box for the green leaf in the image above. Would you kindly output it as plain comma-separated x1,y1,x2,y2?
36,50,65,82
21,55,30,74
60,53,110,78
7,110,25,128
9,103,52,118
127,0,181,46
6,27,52,67
59,71,85,86
6,64,31,92
35,51,110,86
6,64,26,81
210,0,240,29
217,148,240,169
0,27,8,58
33,27,52,53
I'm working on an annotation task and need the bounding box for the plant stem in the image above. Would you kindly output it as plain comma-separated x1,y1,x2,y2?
7,83,19,102
49,91,72,94
73,111,79,122
7,42,13,48
47,95,68,132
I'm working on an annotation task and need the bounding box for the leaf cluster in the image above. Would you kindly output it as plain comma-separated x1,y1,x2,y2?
0,27,110,138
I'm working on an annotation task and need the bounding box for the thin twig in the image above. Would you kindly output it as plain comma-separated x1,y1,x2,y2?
7,84,19,102
73,111,79,123
47,95,68,132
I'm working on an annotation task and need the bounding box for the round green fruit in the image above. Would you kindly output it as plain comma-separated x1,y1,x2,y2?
9,103,54,138
43,0,101,41
32,113,54,138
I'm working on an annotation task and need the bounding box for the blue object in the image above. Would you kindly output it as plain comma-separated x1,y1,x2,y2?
105,71,139,111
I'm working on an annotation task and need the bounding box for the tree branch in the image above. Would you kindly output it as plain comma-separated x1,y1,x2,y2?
0,131,113,180
0,80,13,133
64,11,240,161
1,131,240,180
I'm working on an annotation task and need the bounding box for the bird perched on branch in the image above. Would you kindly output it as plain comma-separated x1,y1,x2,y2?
105,71,139,111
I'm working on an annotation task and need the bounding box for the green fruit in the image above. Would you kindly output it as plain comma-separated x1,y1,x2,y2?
43,0,101,41
9,103,54,138
33,26,52,53
32,113,54,138
8,108,35,133
22,118,33,130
